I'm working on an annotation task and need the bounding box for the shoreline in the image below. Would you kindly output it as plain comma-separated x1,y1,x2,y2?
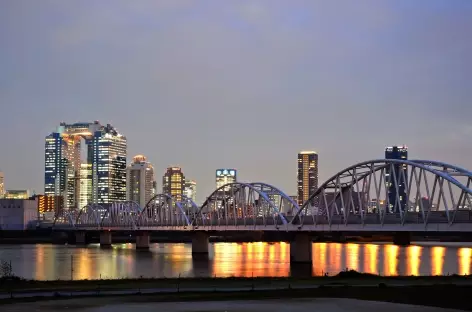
1,280,472,311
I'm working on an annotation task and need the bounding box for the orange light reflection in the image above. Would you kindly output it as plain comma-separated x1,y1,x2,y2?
406,246,421,276
431,246,445,276
384,245,399,276
364,244,379,275
459,248,471,276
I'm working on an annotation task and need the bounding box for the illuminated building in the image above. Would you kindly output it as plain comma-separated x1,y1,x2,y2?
0,199,38,230
36,195,63,220
216,169,237,190
126,155,156,207
0,171,4,198
45,121,127,208
297,151,318,207
79,164,92,208
91,124,127,204
184,179,197,203
162,167,185,201
3,190,29,199
385,146,408,213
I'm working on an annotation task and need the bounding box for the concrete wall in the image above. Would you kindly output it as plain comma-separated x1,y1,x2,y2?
0,199,38,230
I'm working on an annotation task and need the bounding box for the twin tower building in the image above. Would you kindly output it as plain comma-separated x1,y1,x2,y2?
44,121,197,211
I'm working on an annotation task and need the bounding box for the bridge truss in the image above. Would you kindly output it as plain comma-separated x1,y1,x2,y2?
292,159,472,228
52,159,472,231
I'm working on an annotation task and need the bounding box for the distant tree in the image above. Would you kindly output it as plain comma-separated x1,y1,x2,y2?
0,260,12,278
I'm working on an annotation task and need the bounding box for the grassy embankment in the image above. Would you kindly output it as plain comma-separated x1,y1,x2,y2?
1,271,472,310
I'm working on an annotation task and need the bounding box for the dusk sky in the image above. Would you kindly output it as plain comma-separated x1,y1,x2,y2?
1,0,471,203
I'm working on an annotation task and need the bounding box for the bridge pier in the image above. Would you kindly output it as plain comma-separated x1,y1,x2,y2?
136,232,150,250
290,233,313,264
75,231,86,245
192,232,209,255
100,231,112,248
393,232,411,246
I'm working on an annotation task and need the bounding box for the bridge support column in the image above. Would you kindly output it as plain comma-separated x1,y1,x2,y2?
290,233,312,264
136,232,150,250
75,231,86,245
100,231,112,248
393,232,411,246
192,232,209,255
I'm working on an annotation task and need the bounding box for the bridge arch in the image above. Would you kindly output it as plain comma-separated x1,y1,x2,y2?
75,204,107,228
100,201,141,229
249,182,301,216
292,159,472,227
137,193,192,227
193,182,288,227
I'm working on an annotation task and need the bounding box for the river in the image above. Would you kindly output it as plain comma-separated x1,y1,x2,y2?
0,242,470,280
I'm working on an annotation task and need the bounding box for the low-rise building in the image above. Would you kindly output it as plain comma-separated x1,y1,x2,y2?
0,198,38,230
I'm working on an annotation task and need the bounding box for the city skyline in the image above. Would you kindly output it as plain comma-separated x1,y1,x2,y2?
1,1,471,204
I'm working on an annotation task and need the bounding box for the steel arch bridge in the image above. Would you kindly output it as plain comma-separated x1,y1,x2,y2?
291,159,472,229
52,159,472,232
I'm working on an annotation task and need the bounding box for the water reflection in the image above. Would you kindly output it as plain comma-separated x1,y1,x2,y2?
407,246,422,276
431,247,445,276
364,244,378,274
384,245,399,276
3,242,472,280
459,248,471,275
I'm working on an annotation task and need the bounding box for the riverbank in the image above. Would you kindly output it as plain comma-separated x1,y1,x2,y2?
1,277,472,311
1,271,472,294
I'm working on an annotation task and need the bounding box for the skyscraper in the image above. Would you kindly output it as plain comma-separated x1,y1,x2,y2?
162,167,185,201
184,179,197,203
216,169,237,190
297,151,318,207
385,146,408,213
0,171,4,198
126,155,156,207
44,121,127,208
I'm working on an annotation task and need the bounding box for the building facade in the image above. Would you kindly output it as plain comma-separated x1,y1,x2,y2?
216,169,237,190
44,121,127,208
385,146,408,213
184,179,197,203
36,195,63,220
297,151,319,207
162,167,185,201
126,155,156,207
0,199,38,230
0,171,4,198
3,190,29,199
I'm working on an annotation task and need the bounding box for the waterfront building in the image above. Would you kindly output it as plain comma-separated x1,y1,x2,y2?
385,146,408,213
0,171,4,198
126,155,156,207
36,194,63,220
44,121,127,208
78,163,92,208
3,190,29,199
184,179,197,203
297,151,319,207
162,167,185,202
0,198,38,230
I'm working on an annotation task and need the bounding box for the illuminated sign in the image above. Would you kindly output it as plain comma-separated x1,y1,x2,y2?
216,169,237,177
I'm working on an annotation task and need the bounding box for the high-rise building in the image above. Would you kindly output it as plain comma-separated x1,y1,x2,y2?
0,171,4,198
297,151,318,207
45,121,127,208
126,155,156,207
216,169,237,190
162,167,185,201
385,146,408,213
184,179,197,203
79,163,92,208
